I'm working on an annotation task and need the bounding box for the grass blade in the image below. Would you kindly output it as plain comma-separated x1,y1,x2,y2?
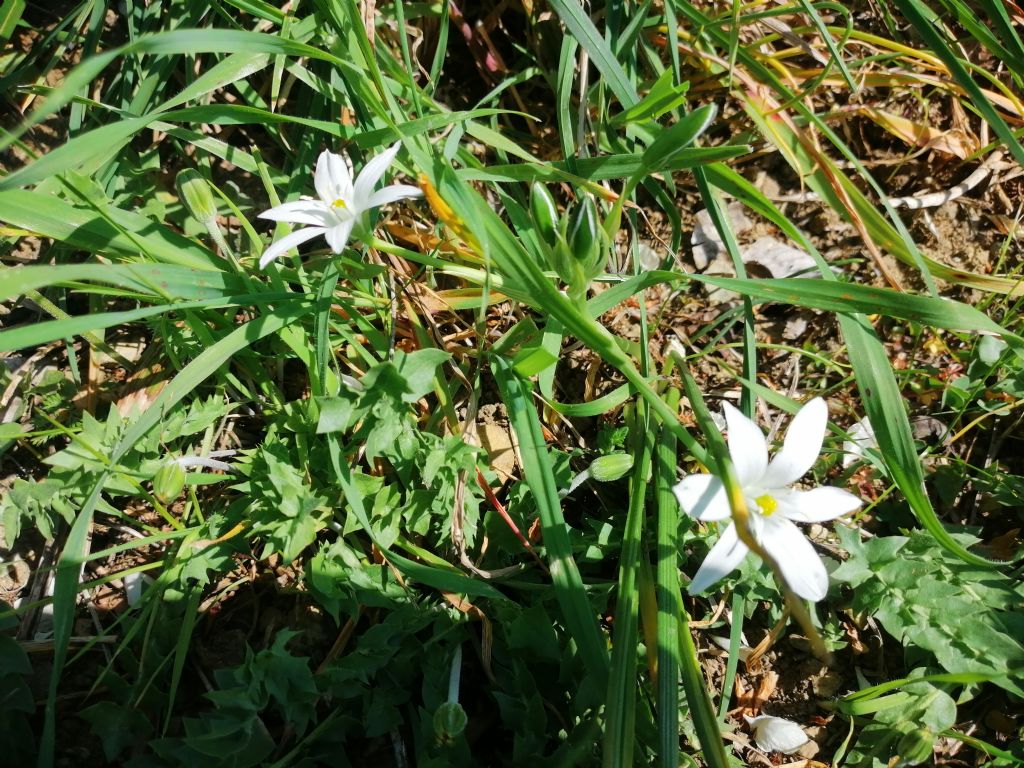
492,355,609,689
604,401,655,767
546,0,639,109
655,387,682,768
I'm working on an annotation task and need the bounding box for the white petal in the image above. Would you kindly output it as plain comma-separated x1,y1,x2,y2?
722,402,768,487
688,523,749,595
744,715,808,754
760,516,829,601
673,474,731,521
258,226,327,268
315,150,353,204
353,142,402,206
324,219,355,254
313,151,335,202
174,456,233,472
339,373,365,392
842,416,877,468
123,571,149,607
365,183,423,209
776,486,861,523
761,398,828,488
258,200,333,227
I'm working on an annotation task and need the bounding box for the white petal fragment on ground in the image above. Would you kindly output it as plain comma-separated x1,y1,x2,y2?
744,715,809,754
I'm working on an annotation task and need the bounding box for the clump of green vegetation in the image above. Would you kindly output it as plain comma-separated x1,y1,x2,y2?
1,1,1022,766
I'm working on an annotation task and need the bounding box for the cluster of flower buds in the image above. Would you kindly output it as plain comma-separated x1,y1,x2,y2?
529,182,608,302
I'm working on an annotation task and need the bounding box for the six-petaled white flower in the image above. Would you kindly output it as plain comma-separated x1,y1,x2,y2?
673,398,861,601
258,143,422,268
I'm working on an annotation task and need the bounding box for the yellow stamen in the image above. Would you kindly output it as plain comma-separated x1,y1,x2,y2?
755,493,778,516
332,198,348,209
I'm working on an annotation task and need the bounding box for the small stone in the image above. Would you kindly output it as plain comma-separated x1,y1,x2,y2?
741,236,818,278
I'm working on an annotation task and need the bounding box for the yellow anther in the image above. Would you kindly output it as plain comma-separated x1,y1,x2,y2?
332,198,348,209
755,494,778,516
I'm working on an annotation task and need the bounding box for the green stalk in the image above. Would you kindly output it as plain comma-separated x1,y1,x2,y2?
603,400,656,767
655,387,683,768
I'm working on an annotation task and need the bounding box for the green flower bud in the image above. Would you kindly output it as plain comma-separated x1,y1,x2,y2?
433,701,468,746
588,453,634,482
550,239,583,290
896,727,935,766
153,461,186,503
530,182,559,246
176,169,218,224
567,196,599,267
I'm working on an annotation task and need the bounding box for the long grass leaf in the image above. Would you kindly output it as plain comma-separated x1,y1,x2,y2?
0,0,24,42
492,355,609,688
546,0,639,108
654,388,683,768
604,401,655,767
0,293,293,351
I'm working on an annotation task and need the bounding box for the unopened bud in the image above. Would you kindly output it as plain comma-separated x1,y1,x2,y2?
153,461,186,503
588,453,634,482
530,182,559,246
567,196,599,267
433,702,467,745
176,169,218,224
896,727,935,765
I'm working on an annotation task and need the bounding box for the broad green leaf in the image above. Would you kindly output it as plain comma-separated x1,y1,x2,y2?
641,104,719,172
611,68,690,125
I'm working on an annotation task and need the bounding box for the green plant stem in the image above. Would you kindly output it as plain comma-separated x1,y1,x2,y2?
604,400,655,767
655,386,683,768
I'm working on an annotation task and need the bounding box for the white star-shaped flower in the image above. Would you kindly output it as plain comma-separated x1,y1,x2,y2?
674,398,861,601
257,143,422,268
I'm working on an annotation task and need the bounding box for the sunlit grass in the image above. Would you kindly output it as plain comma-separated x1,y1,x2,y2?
1,1,1022,766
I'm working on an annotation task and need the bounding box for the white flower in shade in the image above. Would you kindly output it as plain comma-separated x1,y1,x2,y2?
258,143,422,268
673,398,861,601
744,714,808,754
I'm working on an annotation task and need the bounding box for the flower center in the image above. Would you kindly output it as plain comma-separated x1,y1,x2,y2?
755,493,778,516
331,198,348,210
